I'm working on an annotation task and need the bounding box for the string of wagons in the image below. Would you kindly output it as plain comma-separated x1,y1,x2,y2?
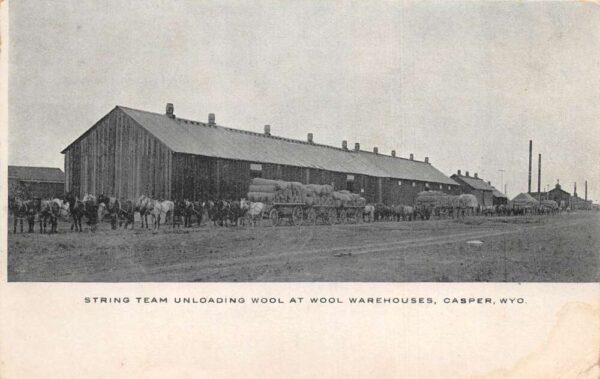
8,178,564,234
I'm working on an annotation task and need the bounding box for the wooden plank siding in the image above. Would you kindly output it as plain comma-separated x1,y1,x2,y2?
63,107,172,199
385,178,461,206
168,154,385,203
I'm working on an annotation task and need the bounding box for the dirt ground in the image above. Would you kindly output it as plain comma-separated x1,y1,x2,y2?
7,211,600,282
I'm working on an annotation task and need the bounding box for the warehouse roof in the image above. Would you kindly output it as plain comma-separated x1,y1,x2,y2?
8,165,65,183
451,174,495,191
490,186,507,198
63,106,458,185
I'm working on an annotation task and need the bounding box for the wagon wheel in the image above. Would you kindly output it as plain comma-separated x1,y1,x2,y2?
339,209,347,224
327,208,337,225
306,208,317,225
269,208,279,227
292,206,303,226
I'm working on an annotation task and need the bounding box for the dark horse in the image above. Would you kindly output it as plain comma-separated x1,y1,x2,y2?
205,199,230,226
228,200,245,226
65,191,85,232
117,199,135,229
98,194,121,230
82,194,99,231
9,196,36,233
178,200,202,227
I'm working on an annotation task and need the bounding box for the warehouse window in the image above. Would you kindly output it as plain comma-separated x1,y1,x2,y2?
439,184,443,189
425,183,429,188
412,182,416,187
250,163,262,178
448,186,451,190
397,180,402,186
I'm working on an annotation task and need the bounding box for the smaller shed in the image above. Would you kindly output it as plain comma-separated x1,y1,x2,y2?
450,170,494,207
490,185,507,206
8,166,65,199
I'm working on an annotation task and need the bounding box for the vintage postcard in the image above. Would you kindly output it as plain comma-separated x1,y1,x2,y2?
1,1,598,378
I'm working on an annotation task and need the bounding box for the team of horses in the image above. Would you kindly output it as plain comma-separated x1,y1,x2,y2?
8,192,270,233
369,202,561,222
9,191,565,234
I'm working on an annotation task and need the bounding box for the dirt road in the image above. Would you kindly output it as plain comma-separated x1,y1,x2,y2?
7,212,599,282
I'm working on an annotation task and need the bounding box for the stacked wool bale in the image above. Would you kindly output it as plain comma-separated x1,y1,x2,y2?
246,178,365,206
332,190,367,207
458,194,479,208
247,178,304,203
416,191,456,208
303,184,335,206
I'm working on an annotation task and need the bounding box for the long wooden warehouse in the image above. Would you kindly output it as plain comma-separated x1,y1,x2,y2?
62,104,460,205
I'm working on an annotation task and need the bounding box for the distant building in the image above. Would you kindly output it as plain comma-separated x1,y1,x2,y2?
8,165,65,199
531,182,571,209
450,170,495,207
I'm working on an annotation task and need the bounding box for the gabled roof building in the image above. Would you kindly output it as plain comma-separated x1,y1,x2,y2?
450,170,497,207
8,165,65,199
62,104,459,204
530,182,571,209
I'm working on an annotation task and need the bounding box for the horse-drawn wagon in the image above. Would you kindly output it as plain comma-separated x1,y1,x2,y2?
246,178,365,227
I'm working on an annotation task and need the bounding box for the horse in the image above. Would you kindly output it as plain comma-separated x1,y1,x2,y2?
192,201,204,226
364,204,375,222
228,200,245,226
173,200,187,228
395,205,415,221
36,198,61,233
203,200,217,225
9,197,36,233
240,199,265,227
217,200,232,226
482,205,496,217
82,194,99,231
148,199,174,229
374,203,393,221
458,194,478,217
204,199,230,226
117,199,135,229
98,194,122,230
65,192,85,232
161,200,175,227
135,195,154,228
180,200,202,227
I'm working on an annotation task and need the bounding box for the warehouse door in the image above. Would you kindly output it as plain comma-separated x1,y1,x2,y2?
346,174,354,192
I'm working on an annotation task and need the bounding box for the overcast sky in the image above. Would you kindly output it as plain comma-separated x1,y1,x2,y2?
8,0,600,201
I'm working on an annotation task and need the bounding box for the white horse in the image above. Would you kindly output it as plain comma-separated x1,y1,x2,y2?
149,199,175,229
364,204,375,222
52,198,71,219
135,195,154,228
241,198,265,227
160,200,175,226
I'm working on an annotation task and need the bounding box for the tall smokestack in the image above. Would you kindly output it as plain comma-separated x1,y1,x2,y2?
537,153,541,200
574,182,577,197
528,140,532,193
585,180,588,201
